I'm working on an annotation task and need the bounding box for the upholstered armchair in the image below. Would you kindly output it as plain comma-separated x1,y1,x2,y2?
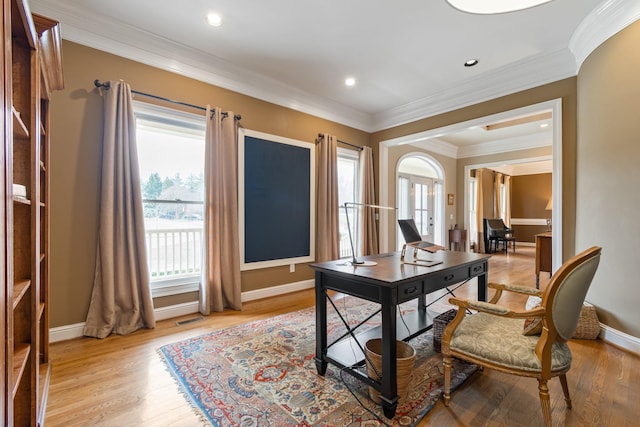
441,246,602,427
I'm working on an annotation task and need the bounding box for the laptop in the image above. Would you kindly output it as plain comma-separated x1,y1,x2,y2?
398,219,445,253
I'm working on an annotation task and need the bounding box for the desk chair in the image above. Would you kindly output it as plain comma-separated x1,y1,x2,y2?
441,246,602,427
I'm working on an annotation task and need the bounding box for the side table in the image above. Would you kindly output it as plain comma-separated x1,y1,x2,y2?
448,229,467,251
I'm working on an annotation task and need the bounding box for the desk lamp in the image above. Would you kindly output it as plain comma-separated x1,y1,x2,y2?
343,202,395,267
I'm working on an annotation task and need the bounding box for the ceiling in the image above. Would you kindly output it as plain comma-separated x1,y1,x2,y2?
29,0,637,140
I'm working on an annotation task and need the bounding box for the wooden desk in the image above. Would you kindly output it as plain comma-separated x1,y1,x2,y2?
448,228,467,251
311,250,490,418
535,232,552,288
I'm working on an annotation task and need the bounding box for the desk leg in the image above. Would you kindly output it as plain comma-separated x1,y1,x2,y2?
477,268,488,302
314,272,328,376
380,290,399,418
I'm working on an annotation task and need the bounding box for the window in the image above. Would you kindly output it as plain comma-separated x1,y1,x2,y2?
135,102,206,297
337,149,359,258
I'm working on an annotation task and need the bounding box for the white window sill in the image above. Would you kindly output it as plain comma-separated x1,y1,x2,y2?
151,276,200,298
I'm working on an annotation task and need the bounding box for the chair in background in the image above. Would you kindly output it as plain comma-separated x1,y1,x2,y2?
441,246,602,427
483,218,516,253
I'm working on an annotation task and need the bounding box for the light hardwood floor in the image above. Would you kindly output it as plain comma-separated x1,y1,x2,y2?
45,247,640,426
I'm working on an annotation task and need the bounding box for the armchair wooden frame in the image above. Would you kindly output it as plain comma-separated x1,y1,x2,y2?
441,246,602,427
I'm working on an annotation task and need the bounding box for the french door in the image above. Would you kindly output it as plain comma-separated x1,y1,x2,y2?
397,174,436,248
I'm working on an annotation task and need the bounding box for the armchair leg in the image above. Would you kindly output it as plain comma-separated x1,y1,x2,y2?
443,354,452,406
559,374,572,409
538,379,552,427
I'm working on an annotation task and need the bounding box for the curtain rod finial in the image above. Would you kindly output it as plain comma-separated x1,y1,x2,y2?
94,80,110,89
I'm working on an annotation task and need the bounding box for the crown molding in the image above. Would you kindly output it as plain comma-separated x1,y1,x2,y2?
31,0,640,134
457,132,552,159
30,0,374,131
570,0,640,71
372,48,576,132
409,137,459,159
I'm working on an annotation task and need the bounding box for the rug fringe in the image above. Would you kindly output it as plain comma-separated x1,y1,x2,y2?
156,347,215,426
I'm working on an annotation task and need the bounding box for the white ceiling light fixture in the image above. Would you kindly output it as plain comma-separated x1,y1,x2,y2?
464,59,479,67
206,13,223,27
446,0,553,14
345,77,356,87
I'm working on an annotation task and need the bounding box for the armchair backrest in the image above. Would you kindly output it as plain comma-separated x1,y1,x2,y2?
543,246,601,341
486,218,510,237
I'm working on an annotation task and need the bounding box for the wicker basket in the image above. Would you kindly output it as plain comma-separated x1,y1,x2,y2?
433,309,457,353
365,339,416,404
572,305,600,340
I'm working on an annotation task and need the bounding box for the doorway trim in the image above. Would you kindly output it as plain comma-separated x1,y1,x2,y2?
396,153,445,248
379,98,562,273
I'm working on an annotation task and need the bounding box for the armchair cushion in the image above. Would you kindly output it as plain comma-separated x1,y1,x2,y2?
523,317,543,336
523,301,543,336
450,313,572,373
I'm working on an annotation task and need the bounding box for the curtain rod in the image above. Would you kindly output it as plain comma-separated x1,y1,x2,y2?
317,133,363,151
93,80,241,120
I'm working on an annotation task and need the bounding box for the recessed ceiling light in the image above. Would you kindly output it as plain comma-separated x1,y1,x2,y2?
446,0,553,14
540,123,549,128
464,59,479,67
345,77,356,87
207,13,223,27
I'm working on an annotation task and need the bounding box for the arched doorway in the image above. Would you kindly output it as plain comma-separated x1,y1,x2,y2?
396,154,445,249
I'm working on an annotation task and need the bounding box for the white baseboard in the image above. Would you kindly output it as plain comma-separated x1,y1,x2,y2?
50,279,315,343
599,324,640,356
154,301,200,321
241,279,314,302
51,279,640,356
50,322,87,343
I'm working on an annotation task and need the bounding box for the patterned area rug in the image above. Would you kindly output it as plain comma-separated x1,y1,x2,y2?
158,296,476,426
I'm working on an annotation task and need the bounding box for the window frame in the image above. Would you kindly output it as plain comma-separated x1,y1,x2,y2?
337,147,360,258
134,101,206,298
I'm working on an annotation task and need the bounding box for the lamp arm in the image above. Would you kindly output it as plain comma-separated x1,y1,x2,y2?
343,202,395,265
343,203,361,265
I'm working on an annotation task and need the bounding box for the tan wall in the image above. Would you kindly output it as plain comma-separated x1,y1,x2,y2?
54,38,638,337
511,173,552,242
576,20,640,337
49,41,370,327
371,79,575,260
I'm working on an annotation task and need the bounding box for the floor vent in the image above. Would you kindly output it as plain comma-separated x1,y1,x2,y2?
176,316,205,326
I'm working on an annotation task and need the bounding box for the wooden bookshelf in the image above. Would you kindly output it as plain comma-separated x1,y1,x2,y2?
3,1,63,425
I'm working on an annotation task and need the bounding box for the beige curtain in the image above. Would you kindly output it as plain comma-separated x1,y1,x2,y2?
475,169,485,253
84,80,155,338
200,107,242,314
503,175,512,227
315,134,339,262
360,146,378,256
494,172,503,218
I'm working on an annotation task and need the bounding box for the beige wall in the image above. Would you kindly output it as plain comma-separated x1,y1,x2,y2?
576,20,640,337
49,41,370,327
51,31,639,339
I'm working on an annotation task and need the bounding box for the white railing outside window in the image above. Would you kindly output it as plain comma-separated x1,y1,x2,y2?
145,227,202,279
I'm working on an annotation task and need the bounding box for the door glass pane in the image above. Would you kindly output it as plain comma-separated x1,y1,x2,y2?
414,182,430,236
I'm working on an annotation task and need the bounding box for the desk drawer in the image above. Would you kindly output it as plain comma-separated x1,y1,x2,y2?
469,262,486,277
426,266,469,292
397,281,423,303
